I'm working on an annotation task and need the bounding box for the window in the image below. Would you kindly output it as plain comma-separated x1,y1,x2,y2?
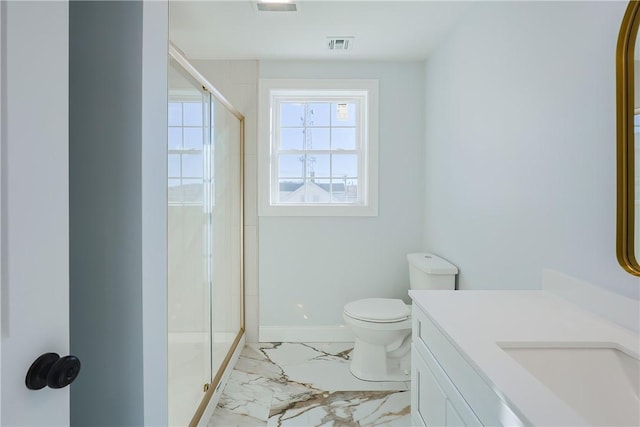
167,93,209,206
259,79,378,216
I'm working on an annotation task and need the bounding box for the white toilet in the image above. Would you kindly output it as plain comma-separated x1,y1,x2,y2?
343,253,458,381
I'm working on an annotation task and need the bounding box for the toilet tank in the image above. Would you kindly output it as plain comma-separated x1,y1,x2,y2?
407,253,458,290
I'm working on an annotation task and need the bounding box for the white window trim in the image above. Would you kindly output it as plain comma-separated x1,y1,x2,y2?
258,78,379,217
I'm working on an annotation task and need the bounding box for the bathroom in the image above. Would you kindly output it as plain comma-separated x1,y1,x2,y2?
1,0,639,426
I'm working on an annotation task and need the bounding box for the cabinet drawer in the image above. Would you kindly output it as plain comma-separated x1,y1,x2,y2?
412,305,523,427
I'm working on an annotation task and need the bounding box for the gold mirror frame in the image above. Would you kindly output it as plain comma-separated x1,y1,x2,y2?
617,1,640,276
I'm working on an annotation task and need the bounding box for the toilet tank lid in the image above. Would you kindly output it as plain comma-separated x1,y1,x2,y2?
407,253,458,275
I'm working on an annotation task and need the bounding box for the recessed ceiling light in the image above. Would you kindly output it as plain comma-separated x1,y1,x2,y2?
257,1,297,12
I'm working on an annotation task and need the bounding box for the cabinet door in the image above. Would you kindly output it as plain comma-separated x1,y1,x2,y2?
446,400,466,427
412,348,446,426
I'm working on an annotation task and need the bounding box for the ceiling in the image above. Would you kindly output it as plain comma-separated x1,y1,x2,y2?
169,1,471,61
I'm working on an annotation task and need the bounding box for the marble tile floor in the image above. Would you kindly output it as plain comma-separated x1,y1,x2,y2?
207,342,412,427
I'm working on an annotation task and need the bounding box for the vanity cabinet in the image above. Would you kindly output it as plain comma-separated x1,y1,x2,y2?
411,346,480,427
411,304,522,427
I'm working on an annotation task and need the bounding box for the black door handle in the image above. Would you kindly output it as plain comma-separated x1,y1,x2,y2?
26,352,81,390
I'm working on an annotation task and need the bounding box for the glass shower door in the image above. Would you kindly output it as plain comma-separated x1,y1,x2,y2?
167,43,245,427
167,59,212,427
211,95,243,376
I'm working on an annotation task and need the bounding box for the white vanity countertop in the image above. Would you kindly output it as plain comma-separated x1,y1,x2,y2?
409,290,640,427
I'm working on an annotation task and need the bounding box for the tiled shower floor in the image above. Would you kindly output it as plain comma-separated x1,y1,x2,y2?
207,342,412,426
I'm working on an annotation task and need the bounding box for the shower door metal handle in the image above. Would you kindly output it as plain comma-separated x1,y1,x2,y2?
25,353,81,390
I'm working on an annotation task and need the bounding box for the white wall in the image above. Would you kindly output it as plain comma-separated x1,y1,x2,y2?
424,1,640,299
69,2,168,425
141,4,169,424
259,61,426,338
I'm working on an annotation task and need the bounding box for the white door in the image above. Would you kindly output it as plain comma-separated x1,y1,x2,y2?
1,1,70,425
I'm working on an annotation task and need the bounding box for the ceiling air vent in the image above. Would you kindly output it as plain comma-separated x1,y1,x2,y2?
327,37,354,51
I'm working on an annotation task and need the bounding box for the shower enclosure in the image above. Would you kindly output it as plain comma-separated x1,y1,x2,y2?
167,45,244,426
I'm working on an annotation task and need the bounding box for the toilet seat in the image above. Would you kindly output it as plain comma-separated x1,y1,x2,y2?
344,298,410,323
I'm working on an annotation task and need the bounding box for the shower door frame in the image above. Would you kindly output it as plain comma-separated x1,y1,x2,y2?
168,43,245,427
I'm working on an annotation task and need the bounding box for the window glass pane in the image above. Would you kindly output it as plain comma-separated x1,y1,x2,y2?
280,128,304,150
307,103,330,127
168,179,181,204
278,179,304,203
278,154,305,178
182,154,203,178
332,102,357,126
331,128,356,150
280,103,304,127
181,178,203,204
184,127,203,150
344,178,358,203
168,102,182,126
183,102,203,126
332,154,358,178
168,154,181,178
307,154,330,178
329,180,347,202
306,128,330,150
168,127,182,150
312,179,333,203
305,177,331,203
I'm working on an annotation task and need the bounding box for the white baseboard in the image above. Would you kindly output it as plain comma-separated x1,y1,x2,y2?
259,325,355,342
197,332,246,427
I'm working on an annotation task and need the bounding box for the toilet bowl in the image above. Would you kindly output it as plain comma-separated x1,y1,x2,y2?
343,253,458,382
343,298,412,381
